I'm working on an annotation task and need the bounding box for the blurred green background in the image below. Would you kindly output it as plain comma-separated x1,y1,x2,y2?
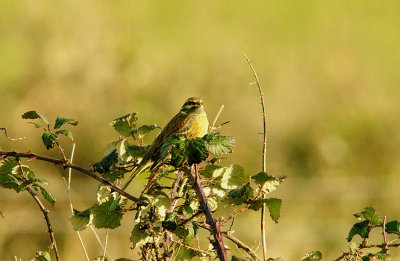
1,1,400,260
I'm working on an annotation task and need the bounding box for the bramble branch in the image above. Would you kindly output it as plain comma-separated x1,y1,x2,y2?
0,150,146,206
16,159,61,261
185,165,228,261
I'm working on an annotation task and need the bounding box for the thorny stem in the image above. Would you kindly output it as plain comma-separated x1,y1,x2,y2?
186,164,228,261
245,54,268,260
0,150,146,206
16,159,61,261
165,172,184,258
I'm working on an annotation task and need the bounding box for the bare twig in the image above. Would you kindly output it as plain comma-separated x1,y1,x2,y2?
196,223,260,261
383,216,388,249
244,54,268,260
0,150,146,205
16,159,61,260
210,105,225,132
224,232,261,261
186,165,228,261
0,128,25,141
62,144,90,261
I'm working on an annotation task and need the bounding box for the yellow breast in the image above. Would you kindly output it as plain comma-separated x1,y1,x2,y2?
186,112,209,139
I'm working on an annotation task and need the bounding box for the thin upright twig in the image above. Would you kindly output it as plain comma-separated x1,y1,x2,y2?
103,230,109,258
62,144,90,261
244,54,268,260
383,216,388,249
210,105,225,132
0,150,146,205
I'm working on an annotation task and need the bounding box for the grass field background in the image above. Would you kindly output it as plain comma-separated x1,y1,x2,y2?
1,1,400,260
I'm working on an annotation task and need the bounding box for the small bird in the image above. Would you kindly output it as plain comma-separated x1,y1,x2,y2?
122,97,209,189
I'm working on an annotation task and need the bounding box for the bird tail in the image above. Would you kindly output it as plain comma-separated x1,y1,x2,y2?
121,161,150,190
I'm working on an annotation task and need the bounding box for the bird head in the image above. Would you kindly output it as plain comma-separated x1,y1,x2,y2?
181,97,204,114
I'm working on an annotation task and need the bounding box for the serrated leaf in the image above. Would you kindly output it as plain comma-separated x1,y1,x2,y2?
110,113,138,137
130,223,151,249
93,149,118,174
251,172,285,194
265,198,282,223
70,209,92,231
385,220,400,235
42,133,58,150
0,158,18,174
375,250,390,261
134,124,162,139
0,174,19,191
203,133,235,156
92,196,125,229
54,117,78,129
187,137,208,165
55,129,73,140
347,220,370,241
220,165,248,190
354,207,381,226
33,251,51,261
176,247,196,260
102,170,127,183
22,111,49,125
301,251,322,261
160,135,186,159
38,186,56,205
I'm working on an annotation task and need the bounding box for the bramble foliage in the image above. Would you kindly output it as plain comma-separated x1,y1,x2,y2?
335,207,400,261
2,110,398,261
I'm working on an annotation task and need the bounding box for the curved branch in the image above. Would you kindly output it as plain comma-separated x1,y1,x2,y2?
0,150,147,206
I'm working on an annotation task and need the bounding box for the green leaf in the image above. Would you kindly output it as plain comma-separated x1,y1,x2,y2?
176,247,196,260
70,209,92,231
385,220,400,235
130,223,151,249
301,251,322,261
160,135,186,159
110,113,138,137
375,250,390,260
28,122,43,129
220,165,248,190
54,117,78,129
41,133,58,150
55,129,73,140
162,212,177,231
33,251,51,261
0,158,18,174
227,183,253,206
251,172,285,194
125,145,149,163
93,149,118,174
134,124,162,139
22,111,50,125
92,196,125,229
347,220,370,241
38,185,56,205
203,133,235,156
0,174,19,191
102,170,127,183
265,198,282,223
187,137,208,165
354,207,381,226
